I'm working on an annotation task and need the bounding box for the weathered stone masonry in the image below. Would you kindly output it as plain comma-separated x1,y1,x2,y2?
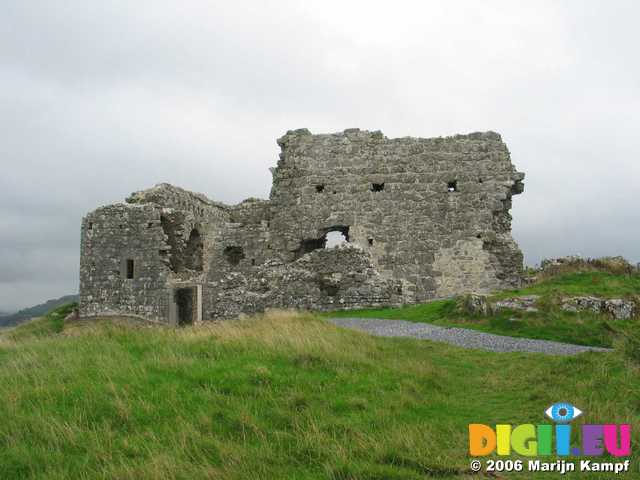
79,128,525,324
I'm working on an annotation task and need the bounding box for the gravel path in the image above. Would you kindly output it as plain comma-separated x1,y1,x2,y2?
328,317,612,355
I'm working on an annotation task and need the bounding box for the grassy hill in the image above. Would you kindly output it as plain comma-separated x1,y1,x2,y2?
0,266,638,479
328,271,640,348
0,294,79,328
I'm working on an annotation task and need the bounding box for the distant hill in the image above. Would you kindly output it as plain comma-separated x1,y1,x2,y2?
0,295,78,328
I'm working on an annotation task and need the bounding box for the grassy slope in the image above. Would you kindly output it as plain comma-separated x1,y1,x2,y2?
327,272,640,348
0,306,639,479
0,294,79,328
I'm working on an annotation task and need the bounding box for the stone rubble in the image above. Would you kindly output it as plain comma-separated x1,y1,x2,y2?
464,294,637,320
561,297,636,320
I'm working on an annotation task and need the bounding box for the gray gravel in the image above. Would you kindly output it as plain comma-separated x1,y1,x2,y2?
328,317,612,355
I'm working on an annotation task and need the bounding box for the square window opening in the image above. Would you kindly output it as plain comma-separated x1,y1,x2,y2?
371,183,385,192
447,181,458,192
315,184,325,193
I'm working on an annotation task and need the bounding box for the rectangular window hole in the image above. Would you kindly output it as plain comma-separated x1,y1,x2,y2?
447,181,458,192
368,238,374,246
371,183,385,192
315,184,325,193
126,259,134,279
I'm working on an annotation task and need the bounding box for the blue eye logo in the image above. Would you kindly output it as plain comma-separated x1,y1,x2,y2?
545,402,583,423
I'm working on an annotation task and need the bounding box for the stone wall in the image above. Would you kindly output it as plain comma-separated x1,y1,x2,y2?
79,203,171,321
79,128,525,323
269,128,524,301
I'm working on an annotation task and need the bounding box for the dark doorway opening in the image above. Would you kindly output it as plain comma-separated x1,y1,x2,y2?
175,287,196,326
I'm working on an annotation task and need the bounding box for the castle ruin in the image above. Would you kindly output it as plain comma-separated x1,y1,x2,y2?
79,128,525,324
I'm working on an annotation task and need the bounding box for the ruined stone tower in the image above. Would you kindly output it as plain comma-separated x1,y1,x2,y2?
79,128,525,324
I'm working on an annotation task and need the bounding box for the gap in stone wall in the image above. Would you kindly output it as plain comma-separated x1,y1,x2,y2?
184,229,203,271
224,246,245,265
325,231,348,248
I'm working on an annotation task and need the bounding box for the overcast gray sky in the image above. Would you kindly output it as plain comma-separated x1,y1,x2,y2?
1,1,638,311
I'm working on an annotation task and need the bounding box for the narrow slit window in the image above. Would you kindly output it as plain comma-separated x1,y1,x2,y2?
88,222,93,230
447,181,458,192
126,259,135,279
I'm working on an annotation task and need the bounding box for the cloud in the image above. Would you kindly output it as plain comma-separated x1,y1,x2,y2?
1,0,638,310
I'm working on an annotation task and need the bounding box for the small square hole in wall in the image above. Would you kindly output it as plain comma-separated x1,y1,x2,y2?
447,181,458,192
315,184,325,193
368,238,374,246
371,183,385,192
148,222,154,228
478,178,484,184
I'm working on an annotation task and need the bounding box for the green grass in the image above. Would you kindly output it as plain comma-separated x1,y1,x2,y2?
326,272,640,348
494,272,640,299
3,302,76,341
0,305,638,479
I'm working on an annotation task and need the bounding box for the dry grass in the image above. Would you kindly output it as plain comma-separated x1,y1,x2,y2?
1,306,638,479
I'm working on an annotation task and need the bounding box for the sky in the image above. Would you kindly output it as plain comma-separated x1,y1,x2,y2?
1,1,638,312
